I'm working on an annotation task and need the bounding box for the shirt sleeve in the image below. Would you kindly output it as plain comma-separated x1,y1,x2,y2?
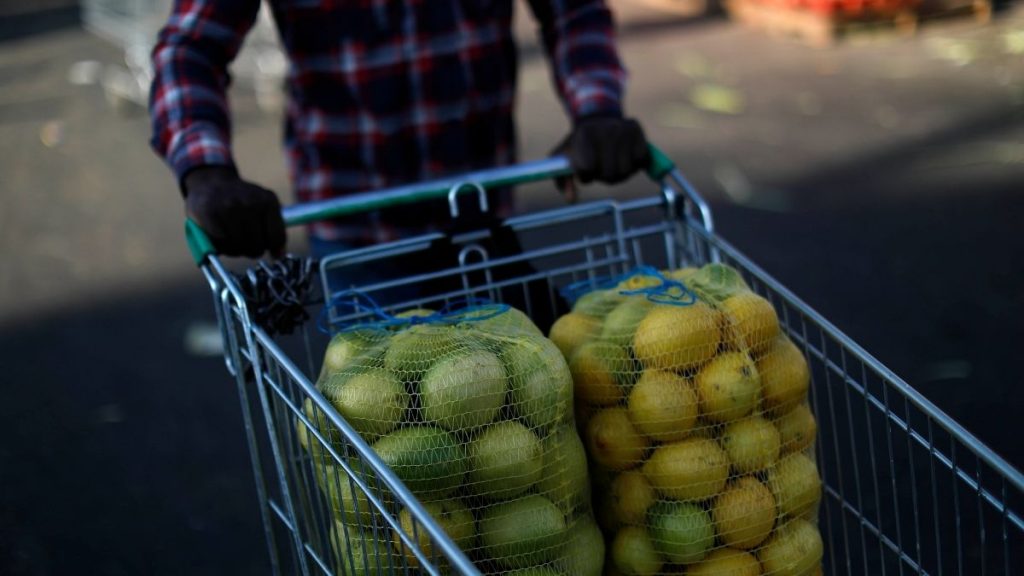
148,0,261,186
526,0,627,122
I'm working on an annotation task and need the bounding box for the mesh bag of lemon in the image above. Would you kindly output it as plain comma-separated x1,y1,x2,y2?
550,264,824,576
297,295,606,575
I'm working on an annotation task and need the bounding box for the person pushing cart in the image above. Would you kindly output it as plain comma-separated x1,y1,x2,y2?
150,0,650,260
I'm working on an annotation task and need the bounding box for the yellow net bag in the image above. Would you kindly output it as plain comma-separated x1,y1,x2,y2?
551,265,824,576
298,297,604,575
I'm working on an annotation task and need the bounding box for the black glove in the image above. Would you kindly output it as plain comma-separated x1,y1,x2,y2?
183,166,286,258
554,115,651,201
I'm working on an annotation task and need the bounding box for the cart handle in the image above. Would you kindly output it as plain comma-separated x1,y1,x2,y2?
187,143,678,265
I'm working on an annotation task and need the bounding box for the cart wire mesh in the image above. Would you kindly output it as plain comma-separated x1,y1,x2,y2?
200,177,1023,576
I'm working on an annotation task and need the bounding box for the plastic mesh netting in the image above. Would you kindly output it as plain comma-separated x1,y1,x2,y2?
552,264,823,576
298,298,604,575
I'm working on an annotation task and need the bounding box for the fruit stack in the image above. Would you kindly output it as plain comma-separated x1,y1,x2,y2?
550,264,824,576
297,303,604,575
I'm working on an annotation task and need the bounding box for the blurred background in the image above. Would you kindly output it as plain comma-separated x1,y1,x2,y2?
1,0,1022,573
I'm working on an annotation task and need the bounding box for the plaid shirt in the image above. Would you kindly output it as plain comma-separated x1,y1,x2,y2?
150,0,625,243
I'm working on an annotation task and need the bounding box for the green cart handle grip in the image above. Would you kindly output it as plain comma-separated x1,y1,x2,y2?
185,143,676,265
646,143,675,180
282,143,675,226
186,217,216,266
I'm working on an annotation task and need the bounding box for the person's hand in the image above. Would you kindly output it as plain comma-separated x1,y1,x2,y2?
184,166,286,258
553,116,651,202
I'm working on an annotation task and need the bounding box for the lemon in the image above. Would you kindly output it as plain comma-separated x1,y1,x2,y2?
685,547,760,576
321,329,387,376
611,526,665,576
602,297,655,348
420,349,507,431
768,452,823,518
719,291,780,355
758,518,824,576
647,501,715,565
322,369,408,440
721,416,781,474
712,476,777,549
479,495,566,569
384,324,455,381
665,267,699,282
585,407,649,471
329,520,399,576
757,336,811,416
468,421,543,500
569,341,634,406
372,426,465,498
549,312,602,359
627,370,699,442
610,470,657,526
296,398,340,463
573,289,627,318
505,337,573,430
465,305,543,337
559,517,605,576
633,302,721,373
686,264,750,302
642,438,729,501
315,462,378,527
774,404,817,455
393,499,475,567
720,291,782,354
537,424,590,515
695,352,760,423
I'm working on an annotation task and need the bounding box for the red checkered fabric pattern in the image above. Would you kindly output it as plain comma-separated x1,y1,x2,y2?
150,0,626,243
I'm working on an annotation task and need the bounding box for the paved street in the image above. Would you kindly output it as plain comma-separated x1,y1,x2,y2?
1,1,1022,573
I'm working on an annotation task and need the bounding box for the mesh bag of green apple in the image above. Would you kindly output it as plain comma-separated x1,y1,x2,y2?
550,265,824,576
296,295,606,575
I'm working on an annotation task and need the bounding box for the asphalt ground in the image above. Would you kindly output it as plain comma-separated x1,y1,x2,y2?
1,2,1022,573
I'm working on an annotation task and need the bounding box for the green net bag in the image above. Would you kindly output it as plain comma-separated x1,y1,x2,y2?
298,296,604,575
551,265,824,576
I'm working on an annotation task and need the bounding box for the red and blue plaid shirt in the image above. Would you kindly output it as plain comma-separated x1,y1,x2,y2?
150,0,626,243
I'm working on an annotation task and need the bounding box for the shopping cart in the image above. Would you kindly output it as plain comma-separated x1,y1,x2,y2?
186,146,1024,576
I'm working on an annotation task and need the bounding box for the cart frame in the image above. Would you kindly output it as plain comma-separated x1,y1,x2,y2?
187,148,1024,576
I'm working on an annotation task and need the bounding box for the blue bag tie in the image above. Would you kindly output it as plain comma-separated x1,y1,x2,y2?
318,290,510,335
561,265,699,308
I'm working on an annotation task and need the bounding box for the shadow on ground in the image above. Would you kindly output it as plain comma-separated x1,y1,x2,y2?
0,280,269,576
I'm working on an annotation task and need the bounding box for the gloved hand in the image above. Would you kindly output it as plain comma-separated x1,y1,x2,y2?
554,115,651,202
184,166,286,258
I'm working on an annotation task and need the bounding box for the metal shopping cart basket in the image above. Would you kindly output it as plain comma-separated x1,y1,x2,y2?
185,147,1024,576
